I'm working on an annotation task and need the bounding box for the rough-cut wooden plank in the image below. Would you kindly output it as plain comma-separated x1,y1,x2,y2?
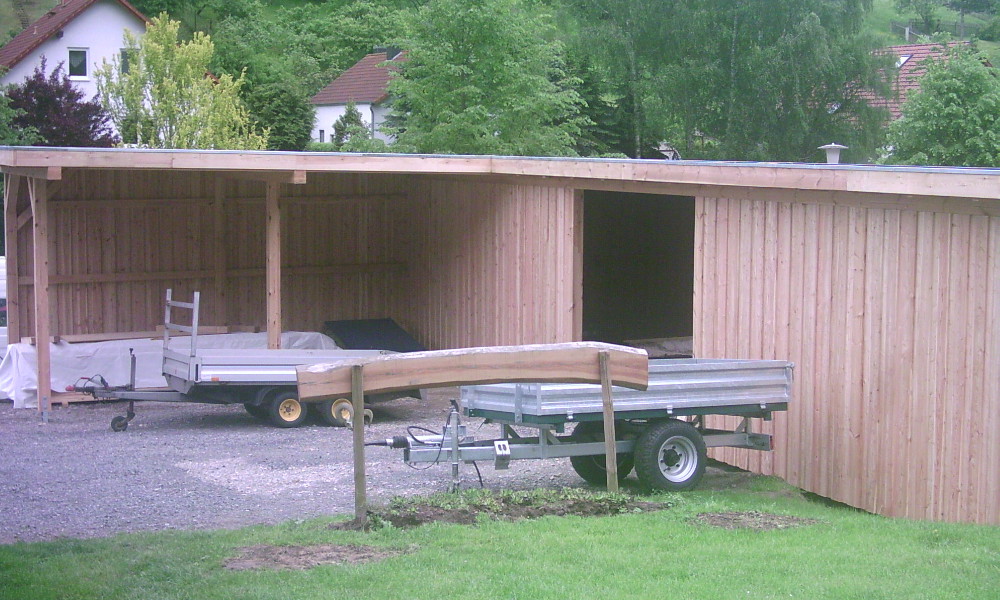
1,166,61,181
4,174,23,343
297,342,649,400
29,178,51,416
265,181,281,349
21,326,231,344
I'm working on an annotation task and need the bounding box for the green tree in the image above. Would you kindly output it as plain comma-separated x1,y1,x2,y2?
333,102,370,148
388,0,582,156
128,0,256,36
0,91,38,146
243,83,314,151
885,46,1000,166
209,1,406,150
895,0,945,34
6,60,118,147
564,0,891,162
685,0,892,162
212,1,407,96
564,54,628,157
95,14,267,149
564,0,672,157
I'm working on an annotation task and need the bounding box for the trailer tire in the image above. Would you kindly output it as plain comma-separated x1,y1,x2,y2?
317,398,352,427
267,390,308,428
568,421,634,486
634,420,706,491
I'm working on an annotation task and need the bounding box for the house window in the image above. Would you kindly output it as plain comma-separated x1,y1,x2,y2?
68,48,88,78
318,130,325,143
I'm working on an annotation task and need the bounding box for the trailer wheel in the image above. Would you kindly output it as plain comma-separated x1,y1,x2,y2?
110,416,129,432
267,390,308,428
568,421,634,486
317,398,352,427
634,420,706,491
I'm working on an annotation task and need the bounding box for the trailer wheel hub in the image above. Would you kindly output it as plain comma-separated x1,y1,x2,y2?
279,398,302,421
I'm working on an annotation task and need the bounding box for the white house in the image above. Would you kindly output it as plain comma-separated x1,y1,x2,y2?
310,48,404,144
0,0,148,101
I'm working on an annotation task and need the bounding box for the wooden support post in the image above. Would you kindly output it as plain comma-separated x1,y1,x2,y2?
265,181,281,349
599,351,619,492
351,364,367,525
4,174,22,344
28,178,51,420
213,178,228,326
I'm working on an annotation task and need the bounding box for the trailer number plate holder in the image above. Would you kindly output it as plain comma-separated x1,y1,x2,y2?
494,440,511,470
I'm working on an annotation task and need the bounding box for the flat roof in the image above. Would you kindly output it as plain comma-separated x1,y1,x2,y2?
2,147,998,208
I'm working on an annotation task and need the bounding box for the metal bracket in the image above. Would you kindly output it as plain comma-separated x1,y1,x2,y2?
493,440,511,470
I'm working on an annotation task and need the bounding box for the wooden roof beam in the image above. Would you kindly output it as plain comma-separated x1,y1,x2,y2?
220,170,307,185
1,166,62,181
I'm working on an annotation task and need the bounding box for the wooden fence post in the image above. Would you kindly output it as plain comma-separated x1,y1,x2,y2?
352,364,367,525
599,351,619,492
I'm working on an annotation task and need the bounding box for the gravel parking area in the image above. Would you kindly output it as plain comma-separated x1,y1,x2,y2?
0,390,585,544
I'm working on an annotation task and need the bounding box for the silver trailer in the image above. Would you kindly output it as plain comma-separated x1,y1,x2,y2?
74,290,400,430
382,359,793,490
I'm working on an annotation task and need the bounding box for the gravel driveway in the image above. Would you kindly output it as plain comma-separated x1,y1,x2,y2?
0,390,585,544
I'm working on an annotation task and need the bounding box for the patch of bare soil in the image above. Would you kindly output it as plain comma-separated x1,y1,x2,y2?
694,510,818,531
333,494,669,530
224,543,411,571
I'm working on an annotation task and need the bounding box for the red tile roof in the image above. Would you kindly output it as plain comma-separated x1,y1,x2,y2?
310,51,406,106
0,0,148,70
862,42,970,120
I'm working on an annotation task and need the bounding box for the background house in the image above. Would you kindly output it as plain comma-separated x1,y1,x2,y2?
0,0,147,101
309,48,403,145
864,41,973,120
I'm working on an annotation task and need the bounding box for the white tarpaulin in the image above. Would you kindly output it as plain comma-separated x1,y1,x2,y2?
0,332,338,409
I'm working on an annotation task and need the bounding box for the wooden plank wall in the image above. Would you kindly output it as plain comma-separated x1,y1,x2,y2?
401,178,582,349
12,170,413,337
11,170,580,352
694,196,1000,525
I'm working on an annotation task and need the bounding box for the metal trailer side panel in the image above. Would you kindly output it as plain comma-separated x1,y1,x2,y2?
183,349,391,386
461,358,793,419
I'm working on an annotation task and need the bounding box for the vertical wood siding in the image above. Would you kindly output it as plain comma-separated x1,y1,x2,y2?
401,178,582,349
12,171,581,353
14,170,413,336
695,196,1000,525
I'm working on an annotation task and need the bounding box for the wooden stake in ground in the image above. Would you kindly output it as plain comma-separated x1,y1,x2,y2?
351,364,366,525
599,351,619,492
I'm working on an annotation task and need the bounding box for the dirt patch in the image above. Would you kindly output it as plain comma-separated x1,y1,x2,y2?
694,511,818,531
333,491,670,530
224,543,410,571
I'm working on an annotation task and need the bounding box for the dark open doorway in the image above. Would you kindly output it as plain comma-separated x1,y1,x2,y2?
582,191,695,347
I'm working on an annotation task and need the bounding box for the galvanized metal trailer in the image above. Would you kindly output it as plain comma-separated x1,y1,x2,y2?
386,359,793,490
74,290,397,430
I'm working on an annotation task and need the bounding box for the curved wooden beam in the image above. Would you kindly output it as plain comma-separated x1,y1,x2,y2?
296,342,649,401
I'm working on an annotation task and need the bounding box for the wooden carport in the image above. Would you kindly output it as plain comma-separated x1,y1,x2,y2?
2,147,998,525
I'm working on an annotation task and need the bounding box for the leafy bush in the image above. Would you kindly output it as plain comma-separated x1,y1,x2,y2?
5,59,117,147
977,16,1000,41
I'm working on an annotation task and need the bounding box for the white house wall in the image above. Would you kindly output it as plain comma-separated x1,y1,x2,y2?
0,0,145,101
312,103,394,144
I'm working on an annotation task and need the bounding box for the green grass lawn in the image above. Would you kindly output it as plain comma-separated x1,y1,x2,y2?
2,475,997,600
